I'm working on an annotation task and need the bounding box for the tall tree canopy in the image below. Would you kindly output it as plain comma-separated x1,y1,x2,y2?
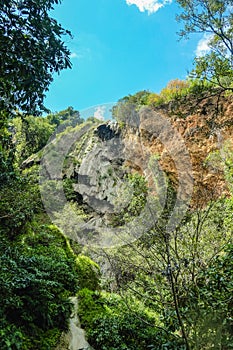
177,0,233,90
0,0,72,114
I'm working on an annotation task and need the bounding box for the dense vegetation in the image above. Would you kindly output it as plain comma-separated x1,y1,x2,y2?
0,116,80,348
0,0,233,349
0,1,89,348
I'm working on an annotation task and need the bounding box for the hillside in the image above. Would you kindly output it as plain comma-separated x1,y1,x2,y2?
38,93,233,349
1,92,233,349
34,93,233,248
1,1,233,349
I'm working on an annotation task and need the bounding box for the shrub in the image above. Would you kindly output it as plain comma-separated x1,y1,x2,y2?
0,178,43,237
0,223,79,349
78,289,183,350
76,255,101,290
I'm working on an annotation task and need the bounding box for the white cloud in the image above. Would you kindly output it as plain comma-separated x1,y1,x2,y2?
125,0,172,14
94,106,106,121
70,52,78,59
195,34,213,57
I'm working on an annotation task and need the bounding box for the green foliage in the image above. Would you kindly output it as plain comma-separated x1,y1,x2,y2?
110,173,148,226
125,173,148,218
78,288,105,326
47,106,84,129
0,177,43,237
112,90,156,126
113,79,215,119
107,191,233,349
12,115,55,164
0,223,79,349
205,142,233,194
194,53,233,89
159,79,190,102
0,0,72,114
0,120,16,183
76,255,101,290
177,0,233,91
0,0,74,186
186,78,214,95
0,322,27,350
78,289,183,350
63,178,77,201
186,244,233,349
11,107,84,168
146,92,165,107
117,90,151,107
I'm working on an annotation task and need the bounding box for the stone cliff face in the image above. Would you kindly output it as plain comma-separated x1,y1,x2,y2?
75,124,124,214
120,94,233,205
62,95,233,214
38,94,233,244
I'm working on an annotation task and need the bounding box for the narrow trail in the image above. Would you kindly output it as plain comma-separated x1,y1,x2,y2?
56,297,93,350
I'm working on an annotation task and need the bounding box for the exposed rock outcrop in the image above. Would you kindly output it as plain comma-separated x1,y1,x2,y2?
120,94,233,204
37,95,233,240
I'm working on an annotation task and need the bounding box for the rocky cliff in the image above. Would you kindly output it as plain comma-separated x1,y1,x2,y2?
37,94,233,248
64,94,233,205
121,94,233,205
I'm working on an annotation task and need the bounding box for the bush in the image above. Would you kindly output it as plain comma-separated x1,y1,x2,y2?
187,244,233,349
76,255,101,290
0,177,43,237
0,223,79,349
160,79,190,102
78,289,183,350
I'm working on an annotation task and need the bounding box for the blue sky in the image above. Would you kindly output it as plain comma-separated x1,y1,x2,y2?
45,0,206,117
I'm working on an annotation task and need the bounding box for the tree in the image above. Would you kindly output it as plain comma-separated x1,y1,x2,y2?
47,106,84,131
186,243,233,349
0,0,72,183
102,185,233,349
160,79,190,101
176,0,233,91
12,115,55,164
0,0,72,115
